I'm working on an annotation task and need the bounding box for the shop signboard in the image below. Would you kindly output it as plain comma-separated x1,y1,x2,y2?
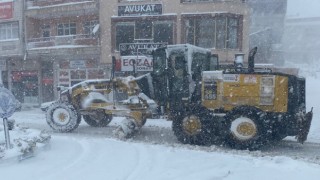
118,4,162,16
120,55,153,72
0,1,13,20
70,60,86,69
119,42,166,72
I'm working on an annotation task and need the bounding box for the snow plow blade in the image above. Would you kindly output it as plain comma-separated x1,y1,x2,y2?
297,108,313,143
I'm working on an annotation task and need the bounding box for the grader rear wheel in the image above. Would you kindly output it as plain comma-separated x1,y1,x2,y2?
224,106,269,150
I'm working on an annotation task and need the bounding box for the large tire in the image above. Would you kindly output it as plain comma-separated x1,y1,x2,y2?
172,106,217,145
224,106,268,150
46,102,81,132
83,111,112,127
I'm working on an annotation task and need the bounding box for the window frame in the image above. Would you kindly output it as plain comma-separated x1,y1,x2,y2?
112,17,176,52
83,20,99,35
0,21,19,41
57,21,77,36
182,13,242,50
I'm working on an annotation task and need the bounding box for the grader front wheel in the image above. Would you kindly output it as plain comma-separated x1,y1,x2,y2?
83,111,112,127
46,102,81,132
172,106,217,145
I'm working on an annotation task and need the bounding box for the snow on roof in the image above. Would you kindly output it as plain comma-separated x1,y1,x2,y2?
181,11,230,15
28,45,93,50
111,13,177,18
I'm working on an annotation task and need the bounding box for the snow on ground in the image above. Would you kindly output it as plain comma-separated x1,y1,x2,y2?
0,72,319,180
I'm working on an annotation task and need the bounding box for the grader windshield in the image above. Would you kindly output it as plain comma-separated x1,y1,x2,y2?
152,44,218,112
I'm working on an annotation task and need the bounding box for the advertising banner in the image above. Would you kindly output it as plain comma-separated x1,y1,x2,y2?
0,1,13,19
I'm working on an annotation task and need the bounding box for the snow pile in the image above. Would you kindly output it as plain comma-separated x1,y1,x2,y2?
0,123,51,160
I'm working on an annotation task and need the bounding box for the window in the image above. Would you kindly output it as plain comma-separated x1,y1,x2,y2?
57,22,76,36
181,0,245,2
184,15,241,49
116,22,135,50
115,20,174,51
135,20,153,39
154,21,173,44
41,24,50,38
83,20,99,35
0,22,19,40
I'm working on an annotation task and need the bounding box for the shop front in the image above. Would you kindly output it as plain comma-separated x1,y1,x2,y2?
56,59,107,88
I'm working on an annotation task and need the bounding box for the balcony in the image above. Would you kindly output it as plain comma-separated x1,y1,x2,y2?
25,0,97,19
26,0,95,7
27,34,99,49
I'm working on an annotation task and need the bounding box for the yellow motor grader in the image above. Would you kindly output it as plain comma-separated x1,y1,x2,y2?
45,75,156,137
46,44,313,150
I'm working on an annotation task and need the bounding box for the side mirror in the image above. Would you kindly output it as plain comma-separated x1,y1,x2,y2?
111,56,116,79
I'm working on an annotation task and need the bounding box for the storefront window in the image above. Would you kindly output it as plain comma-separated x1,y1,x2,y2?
115,20,174,51
135,20,152,39
184,15,240,49
154,21,173,44
116,23,135,50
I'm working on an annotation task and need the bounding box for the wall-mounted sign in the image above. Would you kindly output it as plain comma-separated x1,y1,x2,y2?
118,4,162,16
119,43,166,56
70,60,86,69
0,1,13,20
120,55,153,72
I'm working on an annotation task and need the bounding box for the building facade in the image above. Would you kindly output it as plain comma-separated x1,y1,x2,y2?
0,0,25,95
100,0,250,68
1,0,250,104
24,0,103,103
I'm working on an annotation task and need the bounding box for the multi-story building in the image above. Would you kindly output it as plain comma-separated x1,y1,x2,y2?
22,0,102,103
0,0,24,92
247,0,287,65
100,0,250,70
1,0,250,104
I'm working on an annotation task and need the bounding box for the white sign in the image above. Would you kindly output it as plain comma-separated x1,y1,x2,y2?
223,74,240,82
70,60,86,69
121,56,153,72
244,75,257,84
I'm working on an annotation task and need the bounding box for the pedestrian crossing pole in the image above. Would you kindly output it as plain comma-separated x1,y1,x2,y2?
3,118,11,149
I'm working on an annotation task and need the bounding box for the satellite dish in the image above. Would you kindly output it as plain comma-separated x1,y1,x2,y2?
92,24,100,35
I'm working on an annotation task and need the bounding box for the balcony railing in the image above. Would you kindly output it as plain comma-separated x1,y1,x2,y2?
27,34,99,49
26,0,95,8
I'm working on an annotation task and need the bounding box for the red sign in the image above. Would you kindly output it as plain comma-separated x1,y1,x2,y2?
0,2,13,20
